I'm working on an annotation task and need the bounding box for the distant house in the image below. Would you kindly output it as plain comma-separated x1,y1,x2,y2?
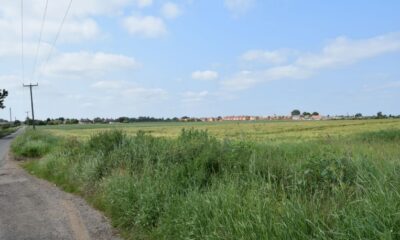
311,115,322,120
292,115,301,121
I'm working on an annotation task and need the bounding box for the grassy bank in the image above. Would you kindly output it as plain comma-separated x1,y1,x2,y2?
0,126,18,138
11,130,59,158
14,127,400,239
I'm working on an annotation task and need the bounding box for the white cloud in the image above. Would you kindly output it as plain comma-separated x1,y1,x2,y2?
222,66,310,91
0,1,107,43
123,15,167,38
0,0,155,55
123,87,168,100
224,32,400,91
42,52,139,78
90,80,168,102
263,65,311,80
224,0,255,15
221,71,259,91
182,91,209,102
135,0,153,8
296,32,400,69
242,49,294,65
82,102,94,108
0,75,23,91
91,80,127,89
192,70,219,80
0,0,143,62
363,81,400,92
161,2,181,19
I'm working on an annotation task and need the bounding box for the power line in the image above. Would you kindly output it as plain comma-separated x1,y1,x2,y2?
35,0,72,82
20,0,24,84
31,0,49,83
44,0,72,64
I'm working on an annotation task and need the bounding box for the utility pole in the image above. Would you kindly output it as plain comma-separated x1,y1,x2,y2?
25,111,29,125
23,83,38,129
9,107,12,123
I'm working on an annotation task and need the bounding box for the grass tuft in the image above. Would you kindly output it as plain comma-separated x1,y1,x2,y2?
11,130,59,158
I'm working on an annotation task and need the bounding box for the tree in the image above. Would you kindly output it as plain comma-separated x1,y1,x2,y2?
291,109,301,116
303,112,311,116
0,89,8,109
312,112,319,116
355,113,362,118
377,111,383,119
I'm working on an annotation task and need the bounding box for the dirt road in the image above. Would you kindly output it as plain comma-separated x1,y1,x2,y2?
0,130,120,240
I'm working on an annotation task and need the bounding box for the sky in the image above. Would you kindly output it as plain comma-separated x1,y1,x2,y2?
0,0,400,120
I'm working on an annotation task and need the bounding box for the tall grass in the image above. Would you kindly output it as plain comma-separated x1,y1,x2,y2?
11,130,59,158
19,128,400,239
0,126,18,138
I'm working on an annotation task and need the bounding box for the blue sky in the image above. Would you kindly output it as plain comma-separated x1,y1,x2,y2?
0,0,399,120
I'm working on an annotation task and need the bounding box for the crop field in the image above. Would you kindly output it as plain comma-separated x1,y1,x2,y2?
12,119,400,239
40,119,400,142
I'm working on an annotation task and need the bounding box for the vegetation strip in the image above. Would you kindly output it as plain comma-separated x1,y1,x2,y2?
12,124,400,239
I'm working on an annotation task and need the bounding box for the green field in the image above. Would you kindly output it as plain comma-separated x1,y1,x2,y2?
40,119,400,142
12,119,400,239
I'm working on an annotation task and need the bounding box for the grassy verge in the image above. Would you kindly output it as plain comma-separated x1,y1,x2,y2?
0,126,18,138
14,128,400,239
11,130,60,158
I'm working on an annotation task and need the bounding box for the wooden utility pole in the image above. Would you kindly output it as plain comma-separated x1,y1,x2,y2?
25,111,29,125
23,83,38,129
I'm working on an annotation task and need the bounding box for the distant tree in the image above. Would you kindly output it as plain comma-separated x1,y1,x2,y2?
93,117,105,123
303,112,311,116
118,117,129,123
37,120,46,126
0,89,8,109
291,109,301,116
312,112,319,116
377,111,383,119
355,113,362,118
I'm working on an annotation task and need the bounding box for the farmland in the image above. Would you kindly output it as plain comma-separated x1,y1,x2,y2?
40,119,400,141
12,119,400,239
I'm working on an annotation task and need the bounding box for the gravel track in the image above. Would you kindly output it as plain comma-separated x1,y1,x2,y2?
0,130,121,240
